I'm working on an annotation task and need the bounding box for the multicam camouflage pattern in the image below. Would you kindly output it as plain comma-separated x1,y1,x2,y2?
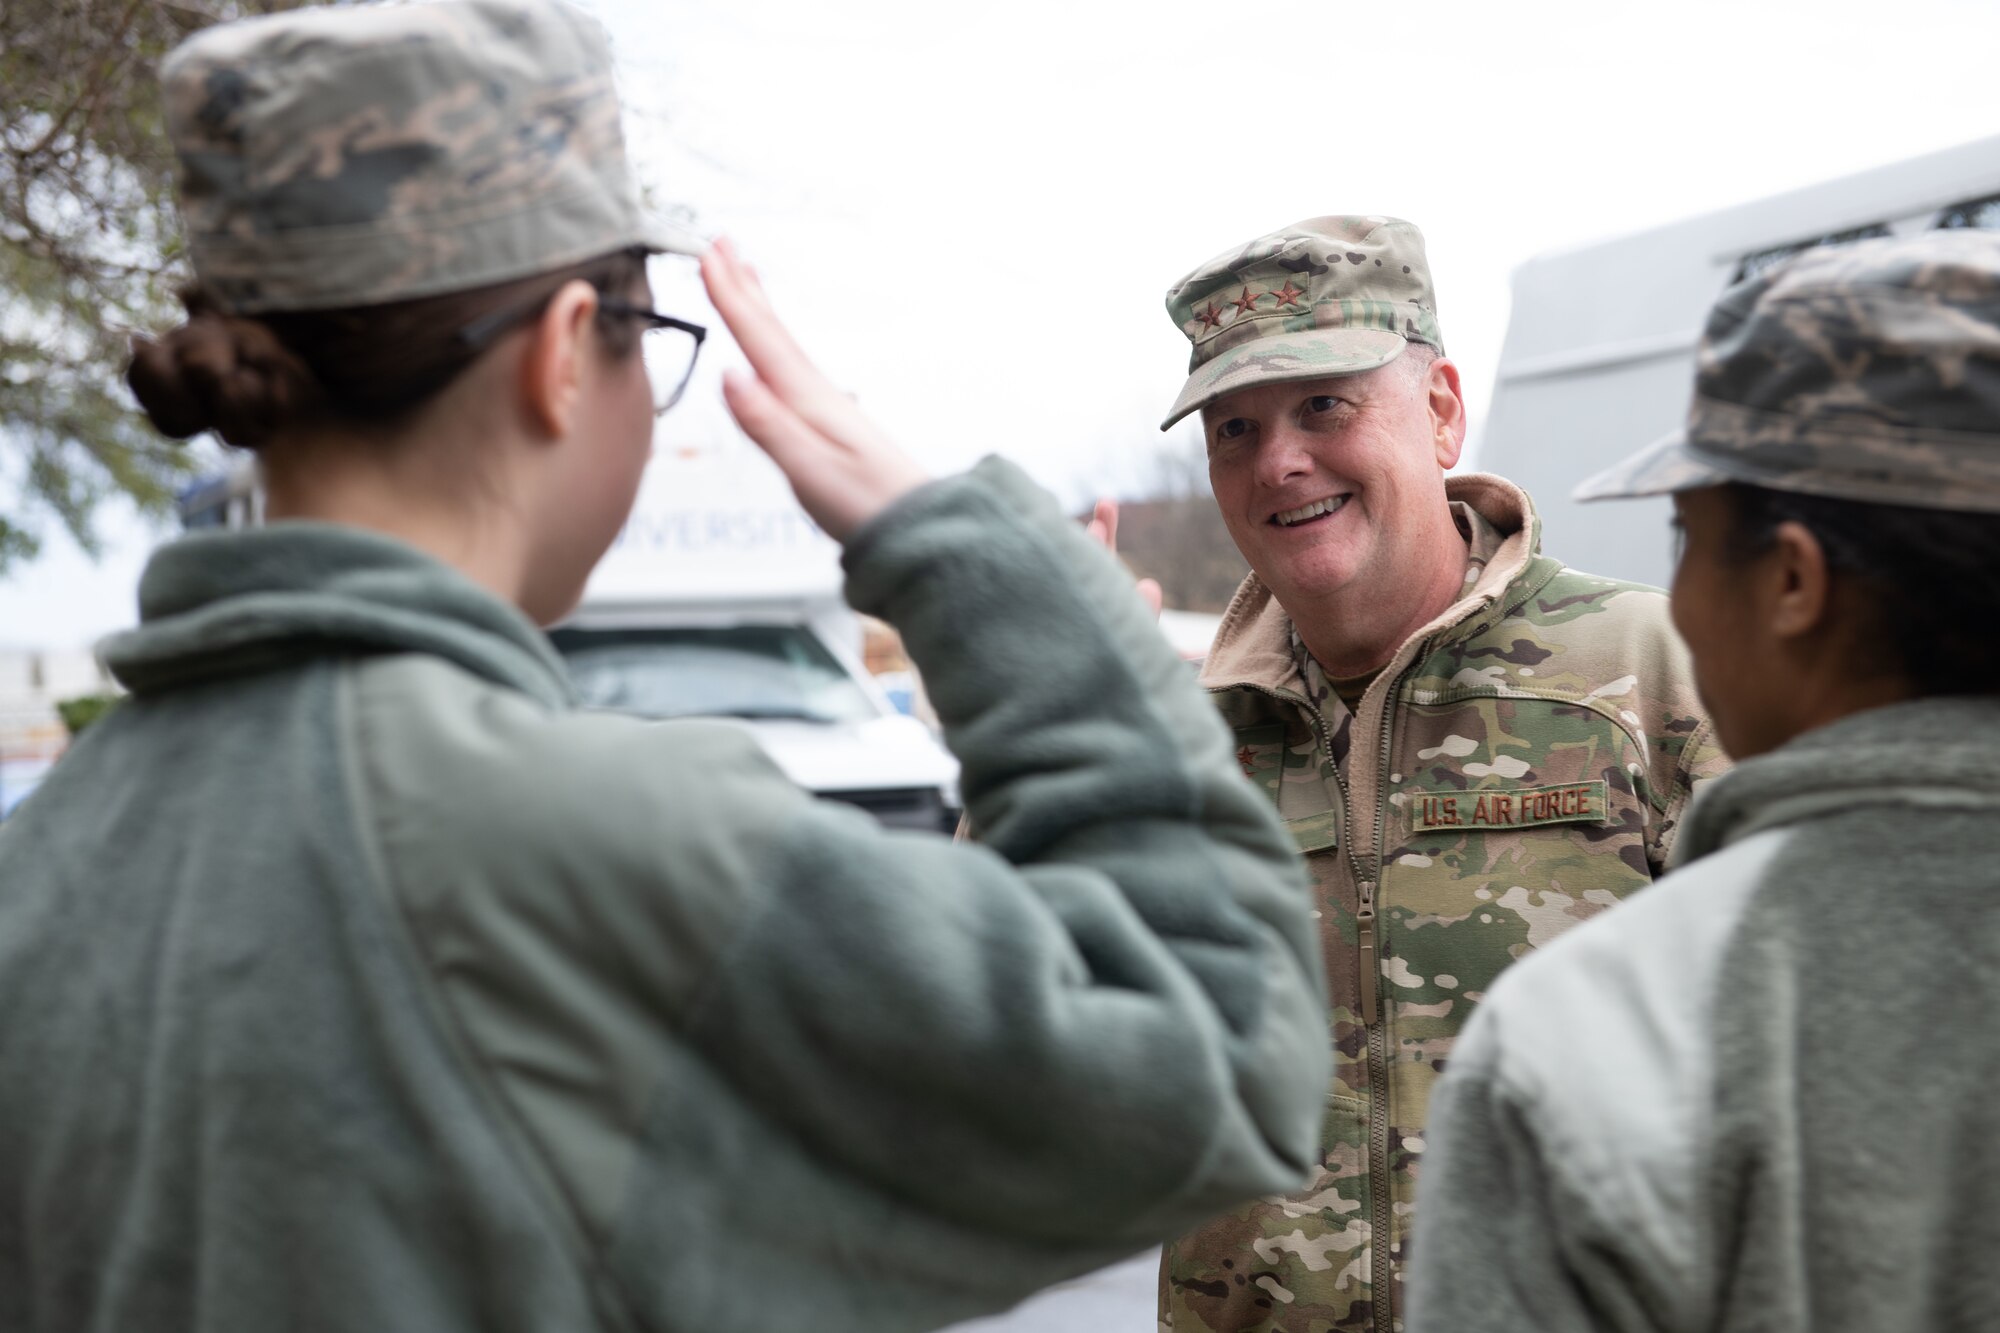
1161,217,1445,429
161,0,682,313
1162,474,1725,1333
1577,229,2000,513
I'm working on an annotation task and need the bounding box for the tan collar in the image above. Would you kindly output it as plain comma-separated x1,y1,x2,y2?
1201,472,1541,695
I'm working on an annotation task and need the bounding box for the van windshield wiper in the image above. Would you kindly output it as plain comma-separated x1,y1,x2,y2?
712,705,840,724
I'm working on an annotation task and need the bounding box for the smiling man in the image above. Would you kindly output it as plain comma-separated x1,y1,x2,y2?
1155,216,1726,1333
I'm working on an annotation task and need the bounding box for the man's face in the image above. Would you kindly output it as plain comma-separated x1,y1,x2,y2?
1201,356,1463,611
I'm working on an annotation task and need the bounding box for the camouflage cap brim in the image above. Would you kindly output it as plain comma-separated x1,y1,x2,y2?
1580,394,2000,512
640,217,711,259
1160,328,1407,431
1572,428,1740,503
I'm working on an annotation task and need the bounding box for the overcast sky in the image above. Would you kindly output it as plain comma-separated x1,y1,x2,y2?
6,0,1999,648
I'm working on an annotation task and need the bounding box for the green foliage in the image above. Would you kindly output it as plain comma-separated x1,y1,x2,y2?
55,690,118,737
0,0,333,574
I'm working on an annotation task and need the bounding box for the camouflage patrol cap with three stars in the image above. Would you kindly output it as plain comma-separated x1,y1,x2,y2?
1577,229,2000,513
161,0,696,314
1159,215,1445,430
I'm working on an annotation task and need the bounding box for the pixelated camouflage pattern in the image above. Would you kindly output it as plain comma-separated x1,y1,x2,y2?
1162,475,1725,1333
161,0,681,313
1577,229,2000,513
1161,217,1445,429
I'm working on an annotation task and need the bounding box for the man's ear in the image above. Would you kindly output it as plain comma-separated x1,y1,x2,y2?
519,280,600,441
1428,355,1467,469
1768,519,1832,640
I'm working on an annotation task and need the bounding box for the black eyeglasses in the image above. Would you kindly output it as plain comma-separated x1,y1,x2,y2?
454,291,707,417
598,298,707,417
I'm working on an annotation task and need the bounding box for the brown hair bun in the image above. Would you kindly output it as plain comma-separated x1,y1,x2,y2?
127,293,322,450
126,248,645,448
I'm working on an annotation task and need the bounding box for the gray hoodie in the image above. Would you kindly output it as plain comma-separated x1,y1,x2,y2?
0,459,1329,1333
1408,695,2000,1333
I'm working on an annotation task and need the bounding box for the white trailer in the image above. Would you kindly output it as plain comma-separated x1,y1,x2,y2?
1478,133,2000,590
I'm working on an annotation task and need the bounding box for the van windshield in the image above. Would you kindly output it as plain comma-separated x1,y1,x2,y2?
549,625,880,725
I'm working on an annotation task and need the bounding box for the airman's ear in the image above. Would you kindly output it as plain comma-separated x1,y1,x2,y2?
1768,519,1832,640
518,279,600,441
1427,355,1467,469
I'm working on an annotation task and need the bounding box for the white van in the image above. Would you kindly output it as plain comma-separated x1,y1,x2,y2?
553,441,962,833
1479,132,2000,589
178,443,962,832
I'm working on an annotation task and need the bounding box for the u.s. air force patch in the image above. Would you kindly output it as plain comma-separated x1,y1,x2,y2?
1409,779,1609,833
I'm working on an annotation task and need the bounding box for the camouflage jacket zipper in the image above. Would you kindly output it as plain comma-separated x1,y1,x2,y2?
1361,646,1425,1333
1231,674,1401,1333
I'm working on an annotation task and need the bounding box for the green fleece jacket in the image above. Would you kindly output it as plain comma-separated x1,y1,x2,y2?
1408,696,2000,1332
0,458,1328,1333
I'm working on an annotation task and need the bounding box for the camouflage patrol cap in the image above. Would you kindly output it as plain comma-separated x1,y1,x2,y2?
161,0,693,314
1577,230,2000,513
1159,216,1445,430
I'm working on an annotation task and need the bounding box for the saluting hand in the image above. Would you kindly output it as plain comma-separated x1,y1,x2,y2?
701,238,930,541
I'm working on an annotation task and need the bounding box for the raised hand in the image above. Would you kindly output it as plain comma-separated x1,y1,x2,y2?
1086,499,1166,618
700,237,930,541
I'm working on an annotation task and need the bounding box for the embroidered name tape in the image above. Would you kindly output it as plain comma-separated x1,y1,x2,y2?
1409,780,1608,833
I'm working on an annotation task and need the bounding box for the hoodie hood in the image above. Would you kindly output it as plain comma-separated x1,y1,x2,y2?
1677,695,2000,863
102,523,574,708
1201,471,1548,693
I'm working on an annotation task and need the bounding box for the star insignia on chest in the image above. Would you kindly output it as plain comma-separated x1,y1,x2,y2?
1235,745,1258,777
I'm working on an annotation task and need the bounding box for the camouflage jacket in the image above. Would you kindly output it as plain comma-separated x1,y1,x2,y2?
1161,473,1725,1333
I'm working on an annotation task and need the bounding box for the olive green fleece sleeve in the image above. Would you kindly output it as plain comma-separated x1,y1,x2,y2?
355,457,1327,1331
680,457,1329,1224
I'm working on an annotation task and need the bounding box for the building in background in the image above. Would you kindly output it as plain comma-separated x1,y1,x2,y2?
178,462,262,531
